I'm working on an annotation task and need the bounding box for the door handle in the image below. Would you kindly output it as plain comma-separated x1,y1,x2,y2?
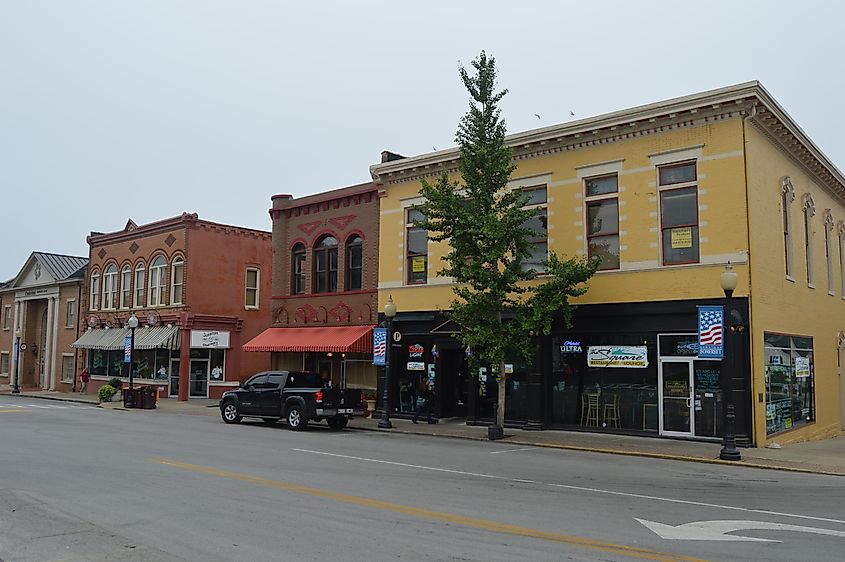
685,398,692,408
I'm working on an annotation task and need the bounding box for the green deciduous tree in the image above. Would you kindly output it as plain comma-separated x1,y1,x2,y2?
417,51,598,437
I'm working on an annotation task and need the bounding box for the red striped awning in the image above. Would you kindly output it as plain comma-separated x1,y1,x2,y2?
243,325,375,354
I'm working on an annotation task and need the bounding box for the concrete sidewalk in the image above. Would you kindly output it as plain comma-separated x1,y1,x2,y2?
4,387,843,476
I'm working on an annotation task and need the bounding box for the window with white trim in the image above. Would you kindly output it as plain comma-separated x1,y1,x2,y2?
584,175,619,270
61,354,74,382
120,265,131,309
659,162,699,265
520,186,548,273
782,177,795,277
245,268,260,308
102,264,117,310
65,299,76,328
170,256,184,305
3,305,10,330
345,235,363,291
89,270,100,310
803,194,816,286
148,256,167,306
406,208,428,284
134,262,145,308
0,351,8,375
824,210,834,294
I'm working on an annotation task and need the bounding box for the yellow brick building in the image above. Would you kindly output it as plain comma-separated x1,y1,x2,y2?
370,82,845,446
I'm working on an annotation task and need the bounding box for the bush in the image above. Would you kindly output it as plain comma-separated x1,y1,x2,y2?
98,384,117,403
107,377,123,390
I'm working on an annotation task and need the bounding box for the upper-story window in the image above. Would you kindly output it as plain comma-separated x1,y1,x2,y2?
3,305,10,330
148,256,167,307
782,177,795,278
102,264,118,310
134,262,145,308
171,256,185,305
245,268,260,308
406,208,428,284
120,265,131,309
89,269,100,310
803,194,816,287
346,235,363,290
585,175,619,270
824,210,834,294
291,243,306,295
659,162,699,265
520,186,548,273
66,299,76,328
839,223,845,299
313,235,338,293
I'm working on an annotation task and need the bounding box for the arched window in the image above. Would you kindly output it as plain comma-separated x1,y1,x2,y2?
312,235,338,293
89,269,100,310
133,262,145,308
291,243,306,295
119,265,132,309
803,194,816,287
170,256,185,305
345,235,363,290
782,176,795,277
101,264,117,310
148,255,167,306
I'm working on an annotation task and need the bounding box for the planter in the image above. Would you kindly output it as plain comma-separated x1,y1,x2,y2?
364,399,377,418
488,425,504,441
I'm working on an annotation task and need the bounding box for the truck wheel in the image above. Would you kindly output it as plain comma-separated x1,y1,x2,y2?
286,405,307,431
328,416,348,430
221,402,242,424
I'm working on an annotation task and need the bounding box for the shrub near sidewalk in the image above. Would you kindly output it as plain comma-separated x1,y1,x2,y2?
97,384,117,403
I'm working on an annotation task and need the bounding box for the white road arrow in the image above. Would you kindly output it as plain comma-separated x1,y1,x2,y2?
636,518,845,542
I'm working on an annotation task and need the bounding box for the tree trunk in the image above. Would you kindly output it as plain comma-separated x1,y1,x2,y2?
496,361,506,429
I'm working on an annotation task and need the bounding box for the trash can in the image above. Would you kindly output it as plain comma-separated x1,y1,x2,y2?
140,385,157,409
123,387,140,409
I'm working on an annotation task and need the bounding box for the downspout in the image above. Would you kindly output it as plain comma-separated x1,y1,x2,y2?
74,282,82,392
741,103,758,446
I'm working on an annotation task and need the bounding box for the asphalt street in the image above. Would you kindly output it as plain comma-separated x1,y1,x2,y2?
1,397,844,562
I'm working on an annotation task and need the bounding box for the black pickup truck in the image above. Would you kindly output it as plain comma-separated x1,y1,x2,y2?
219,371,362,430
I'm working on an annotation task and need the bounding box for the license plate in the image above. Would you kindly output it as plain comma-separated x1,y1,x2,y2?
339,409,353,414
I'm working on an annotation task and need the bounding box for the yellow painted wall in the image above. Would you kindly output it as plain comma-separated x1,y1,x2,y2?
378,119,750,313
745,122,845,445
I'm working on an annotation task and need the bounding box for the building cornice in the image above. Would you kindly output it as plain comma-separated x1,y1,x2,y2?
88,212,270,247
370,81,845,203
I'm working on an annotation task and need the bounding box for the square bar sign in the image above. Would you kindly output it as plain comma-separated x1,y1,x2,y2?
697,305,724,359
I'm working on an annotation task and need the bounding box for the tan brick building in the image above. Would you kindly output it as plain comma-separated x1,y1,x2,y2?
73,213,272,400
0,252,87,392
244,182,379,393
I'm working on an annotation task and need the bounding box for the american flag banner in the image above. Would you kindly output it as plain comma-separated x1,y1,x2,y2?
698,306,724,359
372,328,387,366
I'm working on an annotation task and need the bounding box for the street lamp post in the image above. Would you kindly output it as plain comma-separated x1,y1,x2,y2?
378,295,397,429
719,263,742,461
127,313,139,390
12,328,22,394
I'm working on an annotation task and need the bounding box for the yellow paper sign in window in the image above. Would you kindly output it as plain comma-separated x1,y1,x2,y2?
671,227,693,249
412,257,426,273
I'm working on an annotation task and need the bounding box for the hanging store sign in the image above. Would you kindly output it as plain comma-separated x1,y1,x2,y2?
407,361,425,371
372,328,387,366
190,330,230,349
559,340,583,354
697,306,724,359
587,346,648,368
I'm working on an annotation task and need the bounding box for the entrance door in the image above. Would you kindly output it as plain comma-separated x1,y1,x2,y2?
169,359,181,398
189,359,209,398
659,360,693,436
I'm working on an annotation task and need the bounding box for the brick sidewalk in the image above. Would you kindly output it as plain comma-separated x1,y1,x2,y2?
4,387,842,476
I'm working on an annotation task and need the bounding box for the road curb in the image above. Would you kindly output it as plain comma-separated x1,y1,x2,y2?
348,425,845,478
2,392,100,407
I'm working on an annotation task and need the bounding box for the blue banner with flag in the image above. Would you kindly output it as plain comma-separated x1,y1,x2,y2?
697,306,724,359
372,328,387,366
123,336,132,363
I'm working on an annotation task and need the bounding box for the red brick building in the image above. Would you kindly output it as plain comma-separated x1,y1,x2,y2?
0,252,87,392
73,213,272,400
244,182,379,392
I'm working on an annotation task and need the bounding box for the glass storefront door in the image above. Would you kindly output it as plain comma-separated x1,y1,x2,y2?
169,359,181,397
189,359,209,398
659,361,693,436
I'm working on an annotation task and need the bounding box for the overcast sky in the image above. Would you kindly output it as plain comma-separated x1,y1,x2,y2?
2,1,843,281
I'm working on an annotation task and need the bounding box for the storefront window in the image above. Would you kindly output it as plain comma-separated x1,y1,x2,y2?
551,334,658,432
765,333,814,435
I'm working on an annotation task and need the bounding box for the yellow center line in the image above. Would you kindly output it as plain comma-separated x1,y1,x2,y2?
0,408,30,413
154,457,706,562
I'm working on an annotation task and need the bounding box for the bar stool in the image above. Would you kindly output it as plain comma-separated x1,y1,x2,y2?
602,394,621,428
582,393,600,427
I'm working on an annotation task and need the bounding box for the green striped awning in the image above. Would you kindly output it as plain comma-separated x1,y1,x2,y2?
72,325,180,351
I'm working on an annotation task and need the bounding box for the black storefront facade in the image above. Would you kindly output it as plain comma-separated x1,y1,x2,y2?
377,298,752,444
